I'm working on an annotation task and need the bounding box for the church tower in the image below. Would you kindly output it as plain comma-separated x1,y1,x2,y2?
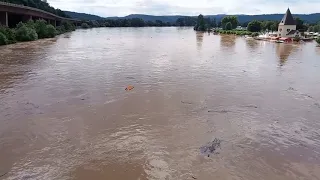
278,8,296,37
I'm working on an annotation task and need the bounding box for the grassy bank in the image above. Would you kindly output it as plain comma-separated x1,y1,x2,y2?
0,20,75,46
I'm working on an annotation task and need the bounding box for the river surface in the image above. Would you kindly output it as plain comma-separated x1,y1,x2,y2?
1,27,320,180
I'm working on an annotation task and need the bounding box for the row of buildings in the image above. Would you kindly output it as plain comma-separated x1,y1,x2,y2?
257,8,319,42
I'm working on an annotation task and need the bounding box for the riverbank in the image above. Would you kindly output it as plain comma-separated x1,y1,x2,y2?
0,20,75,46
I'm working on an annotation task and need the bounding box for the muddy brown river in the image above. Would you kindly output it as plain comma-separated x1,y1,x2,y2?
1,27,320,180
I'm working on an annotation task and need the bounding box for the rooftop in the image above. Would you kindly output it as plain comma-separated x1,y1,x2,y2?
280,8,296,25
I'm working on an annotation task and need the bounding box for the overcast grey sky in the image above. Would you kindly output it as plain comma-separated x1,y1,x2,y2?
49,0,320,17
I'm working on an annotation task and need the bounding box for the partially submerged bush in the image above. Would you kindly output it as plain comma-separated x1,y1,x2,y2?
34,20,48,38
0,26,16,44
15,24,38,42
56,25,66,34
1,19,79,45
0,32,8,45
46,24,57,38
81,23,90,29
61,21,76,32
316,38,320,45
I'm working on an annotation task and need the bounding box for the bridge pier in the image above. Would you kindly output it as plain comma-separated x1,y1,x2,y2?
0,11,8,27
48,19,56,27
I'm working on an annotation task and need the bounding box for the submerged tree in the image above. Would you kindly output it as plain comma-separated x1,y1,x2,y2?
194,14,206,31
225,22,232,30
247,20,262,32
221,16,238,30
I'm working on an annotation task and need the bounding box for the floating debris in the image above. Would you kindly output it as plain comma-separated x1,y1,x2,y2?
0,172,8,177
243,105,258,109
181,101,193,105
301,94,313,99
126,77,135,79
208,110,231,113
192,175,197,179
200,138,221,157
287,87,297,91
125,85,134,91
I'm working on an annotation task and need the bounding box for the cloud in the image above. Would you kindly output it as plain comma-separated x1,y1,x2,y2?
48,0,320,17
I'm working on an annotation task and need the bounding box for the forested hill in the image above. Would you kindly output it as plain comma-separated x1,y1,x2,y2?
65,11,320,24
64,11,104,21
118,14,320,24
113,14,187,22
0,0,69,17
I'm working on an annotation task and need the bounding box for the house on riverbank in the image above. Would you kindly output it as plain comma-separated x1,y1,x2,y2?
278,8,300,38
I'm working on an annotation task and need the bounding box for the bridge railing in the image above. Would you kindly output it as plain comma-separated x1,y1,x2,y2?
0,1,80,21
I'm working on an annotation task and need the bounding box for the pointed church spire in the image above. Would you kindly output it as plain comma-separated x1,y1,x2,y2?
280,8,296,25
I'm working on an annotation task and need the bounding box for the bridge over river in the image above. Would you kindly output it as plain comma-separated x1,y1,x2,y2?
0,1,80,28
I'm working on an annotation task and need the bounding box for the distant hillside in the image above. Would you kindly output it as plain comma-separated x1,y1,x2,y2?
106,14,189,23
64,11,104,20
223,14,320,24
64,11,320,24
109,13,320,24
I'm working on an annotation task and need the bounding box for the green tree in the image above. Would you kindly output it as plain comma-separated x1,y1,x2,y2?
81,23,90,29
56,25,66,34
88,20,99,27
15,24,38,42
34,19,48,38
130,18,145,27
195,14,206,31
308,26,314,32
221,16,238,30
225,22,232,30
270,22,278,32
0,32,8,45
247,20,262,32
155,20,164,27
262,21,273,31
313,25,320,32
46,24,57,38
316,38,320,45
211,18,217,28
61,21,76,32
0,26,16,44
146,21,155,26
295,17,304,31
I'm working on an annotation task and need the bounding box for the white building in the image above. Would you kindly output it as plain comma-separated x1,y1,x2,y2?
278,8,300,38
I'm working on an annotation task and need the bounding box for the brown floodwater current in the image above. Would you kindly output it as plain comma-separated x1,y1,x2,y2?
1,27,320,180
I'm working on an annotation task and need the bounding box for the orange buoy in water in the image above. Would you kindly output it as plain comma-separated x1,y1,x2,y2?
125,85,134,91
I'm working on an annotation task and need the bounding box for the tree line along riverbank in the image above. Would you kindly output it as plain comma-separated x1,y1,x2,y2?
194,14,320,41
0,20,75,46
1,16,319,46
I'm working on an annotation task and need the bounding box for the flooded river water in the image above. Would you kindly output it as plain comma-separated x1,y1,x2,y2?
1,27,320,180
